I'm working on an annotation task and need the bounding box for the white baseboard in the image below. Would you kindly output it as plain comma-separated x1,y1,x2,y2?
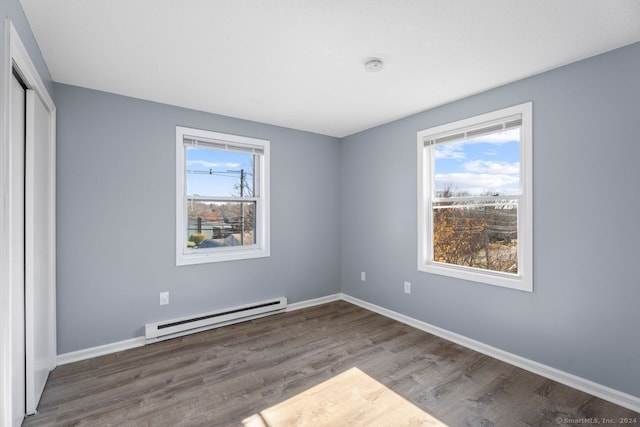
55,294,342,366
286,293,342,312
54,292,640,412
341,293,640,413
57,337,145,366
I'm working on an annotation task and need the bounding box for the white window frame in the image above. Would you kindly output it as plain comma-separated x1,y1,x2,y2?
176,126,270,266
417,102,533,292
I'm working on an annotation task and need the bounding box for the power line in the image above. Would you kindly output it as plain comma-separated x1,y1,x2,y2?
186,169,253,177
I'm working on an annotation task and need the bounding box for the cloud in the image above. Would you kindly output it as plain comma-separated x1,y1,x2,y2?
187,160,241,169
463,160,520,175
434,129,520,159
434,172,520,195
434,144,466,159
434,128,519,160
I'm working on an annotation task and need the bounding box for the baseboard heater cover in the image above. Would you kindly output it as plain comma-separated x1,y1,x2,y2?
145,297,287,342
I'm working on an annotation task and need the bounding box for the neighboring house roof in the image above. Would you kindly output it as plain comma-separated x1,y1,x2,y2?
225,233,254,246
197,239,224,248
197,233,253,248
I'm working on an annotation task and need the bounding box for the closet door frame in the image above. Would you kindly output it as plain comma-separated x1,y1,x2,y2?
1,19,56,425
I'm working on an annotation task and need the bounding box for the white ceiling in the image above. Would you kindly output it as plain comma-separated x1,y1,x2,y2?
20,0,640,137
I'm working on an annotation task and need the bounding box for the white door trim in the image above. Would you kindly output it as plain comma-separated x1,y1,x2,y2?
1,19,56,426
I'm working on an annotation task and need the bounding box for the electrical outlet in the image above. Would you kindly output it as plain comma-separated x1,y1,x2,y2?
361,272,366,282
403,281,411,294
160,292,169,305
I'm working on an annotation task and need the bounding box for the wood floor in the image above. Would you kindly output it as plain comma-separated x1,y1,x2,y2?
24,301,638,426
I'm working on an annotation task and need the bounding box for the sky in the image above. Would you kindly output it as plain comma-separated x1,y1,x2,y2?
186,147,254,197
185,128,520,198
433,128,521,196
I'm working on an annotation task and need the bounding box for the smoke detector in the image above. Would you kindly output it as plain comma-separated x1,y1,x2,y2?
365,57,384,72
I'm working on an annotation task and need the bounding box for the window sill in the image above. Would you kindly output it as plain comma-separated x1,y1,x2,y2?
419,262,532,292
177,247,270,266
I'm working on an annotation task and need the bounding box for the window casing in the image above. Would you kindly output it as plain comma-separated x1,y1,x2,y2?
176,126,270,265
417,103,532,291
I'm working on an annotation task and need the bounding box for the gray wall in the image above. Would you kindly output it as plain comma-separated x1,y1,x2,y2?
55,84,342,353
340,42,640,397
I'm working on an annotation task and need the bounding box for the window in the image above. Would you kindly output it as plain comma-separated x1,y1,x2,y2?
417,103,532,291
176,126,270,265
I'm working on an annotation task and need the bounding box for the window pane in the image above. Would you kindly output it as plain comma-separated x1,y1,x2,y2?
434,128,521,197
186,146,255,197
433,200,518,274
186,201,256,249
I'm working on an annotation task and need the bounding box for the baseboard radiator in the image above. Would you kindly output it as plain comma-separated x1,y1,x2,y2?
145,297,287,343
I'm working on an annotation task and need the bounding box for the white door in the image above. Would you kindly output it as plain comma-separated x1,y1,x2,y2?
25,89,56,414
9,71,27,427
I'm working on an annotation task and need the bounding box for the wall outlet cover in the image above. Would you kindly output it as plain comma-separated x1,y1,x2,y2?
160,292,169,305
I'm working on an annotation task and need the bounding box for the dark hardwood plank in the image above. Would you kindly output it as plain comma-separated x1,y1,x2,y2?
23,301,638,426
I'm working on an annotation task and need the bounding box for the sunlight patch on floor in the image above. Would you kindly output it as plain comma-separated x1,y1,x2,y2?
243,367,447,426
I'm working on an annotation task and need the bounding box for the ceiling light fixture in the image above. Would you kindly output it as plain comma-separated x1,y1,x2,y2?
365,57,384,72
